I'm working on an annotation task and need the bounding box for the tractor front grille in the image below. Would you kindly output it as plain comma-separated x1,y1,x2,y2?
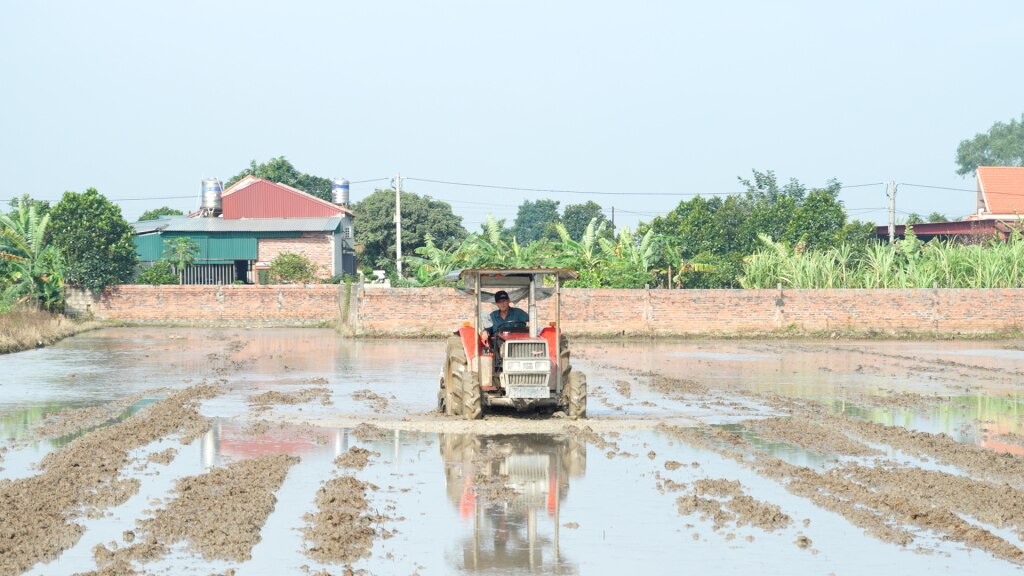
505,341,547,359
503,372,549,386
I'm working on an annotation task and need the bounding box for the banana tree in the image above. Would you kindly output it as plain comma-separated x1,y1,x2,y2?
0,203,65,311
407,234,463,286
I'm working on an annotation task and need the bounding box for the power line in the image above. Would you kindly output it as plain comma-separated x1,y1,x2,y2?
898,183,976,193
3,194,196,203
407,176,885,196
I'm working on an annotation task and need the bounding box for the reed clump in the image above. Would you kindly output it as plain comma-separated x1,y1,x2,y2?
741,230,1024,289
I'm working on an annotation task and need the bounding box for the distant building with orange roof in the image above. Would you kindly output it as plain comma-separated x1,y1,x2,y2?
877,166,1024,241
973,166,1024,220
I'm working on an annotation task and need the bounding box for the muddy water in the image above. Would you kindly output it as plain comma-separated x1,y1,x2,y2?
0,328,1023,574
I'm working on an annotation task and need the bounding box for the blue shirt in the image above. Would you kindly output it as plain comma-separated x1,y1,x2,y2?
486,307,529,335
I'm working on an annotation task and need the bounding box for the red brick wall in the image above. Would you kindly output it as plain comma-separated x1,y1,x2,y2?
354,287,1024,335
70,285,1024,334
258,233,333,278
69,285,341,325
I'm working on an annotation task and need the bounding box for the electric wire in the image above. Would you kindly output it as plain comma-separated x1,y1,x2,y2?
406,176,884,197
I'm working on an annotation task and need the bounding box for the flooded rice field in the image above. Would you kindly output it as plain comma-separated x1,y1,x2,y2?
1,328,1024,575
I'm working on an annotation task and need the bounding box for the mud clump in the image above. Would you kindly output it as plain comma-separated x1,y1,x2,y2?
147,447,177,465
243,419,271,436
303,475,387,565
647,374,709,396
335,447,379,470
676,478,791,533
249,387,332,408
351,423,390,442
564,425,618,452
108,454,299,567
0,384,217,575
32,391,157,439
352,389,390,412
614,380,633,398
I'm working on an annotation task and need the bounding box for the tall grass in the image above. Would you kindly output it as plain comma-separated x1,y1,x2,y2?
0,305,92,354
741,232,1024,289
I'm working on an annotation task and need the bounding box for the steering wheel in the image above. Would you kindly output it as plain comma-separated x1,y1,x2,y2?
497,321,528,333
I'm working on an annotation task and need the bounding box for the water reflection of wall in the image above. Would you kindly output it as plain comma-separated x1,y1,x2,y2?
199,417,353,467
0,401,148,445
440,434,585,574
834,396,1024,455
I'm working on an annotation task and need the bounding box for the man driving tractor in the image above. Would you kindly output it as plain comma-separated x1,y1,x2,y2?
479,290,529,370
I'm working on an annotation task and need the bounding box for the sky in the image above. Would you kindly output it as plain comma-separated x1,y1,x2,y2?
2,0,1023,232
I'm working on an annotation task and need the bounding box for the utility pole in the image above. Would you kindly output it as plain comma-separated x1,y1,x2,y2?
611,206,615,227
887,180,897,243
394,173,403,277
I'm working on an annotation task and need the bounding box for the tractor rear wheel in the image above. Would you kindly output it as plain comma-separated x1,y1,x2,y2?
565,371,587,420
442,336,466,417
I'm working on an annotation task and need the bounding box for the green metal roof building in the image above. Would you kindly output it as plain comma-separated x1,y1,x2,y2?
132,216,354,284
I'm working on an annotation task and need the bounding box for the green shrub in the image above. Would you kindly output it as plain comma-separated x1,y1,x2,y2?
136,259,179,285
268,253,317,284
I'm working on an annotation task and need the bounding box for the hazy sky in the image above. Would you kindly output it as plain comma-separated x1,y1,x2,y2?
3,1,1022,232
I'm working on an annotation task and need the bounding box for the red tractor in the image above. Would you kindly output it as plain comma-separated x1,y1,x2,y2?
438,268,587,420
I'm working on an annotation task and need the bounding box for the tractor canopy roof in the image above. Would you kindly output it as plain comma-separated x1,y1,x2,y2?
447,268,578,303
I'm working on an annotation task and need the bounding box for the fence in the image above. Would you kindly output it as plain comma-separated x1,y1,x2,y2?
66,285,1024,335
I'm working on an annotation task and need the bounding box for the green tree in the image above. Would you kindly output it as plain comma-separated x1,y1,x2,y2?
640,170,855,287
905,213,924,225
927,212,948,223
8,193,50,218
163,237,198,272
738,170,805,246
837,220,878,246
226,156,333,201
784,184,846,250
561,201,611,241
138,206,183,221
353,188,467,272
47,188,138,291
135,259,178,285
512,199,560,244
0,201,65,310
956,113,1024,176
269,252,317,284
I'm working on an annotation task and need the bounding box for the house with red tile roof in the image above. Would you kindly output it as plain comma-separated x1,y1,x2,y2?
973,166,1024,220
877,166,1024,241
135,177,356,284
220,176,354,219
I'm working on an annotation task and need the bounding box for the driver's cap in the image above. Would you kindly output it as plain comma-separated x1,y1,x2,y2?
494,290,510,302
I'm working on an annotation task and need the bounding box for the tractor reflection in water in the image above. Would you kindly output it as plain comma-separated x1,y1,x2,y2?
440,433,587,573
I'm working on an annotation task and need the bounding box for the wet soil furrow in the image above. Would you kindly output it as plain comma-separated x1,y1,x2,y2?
97,454,299,567
657,423,1024,563
303,469,387,565
0,384,217,575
